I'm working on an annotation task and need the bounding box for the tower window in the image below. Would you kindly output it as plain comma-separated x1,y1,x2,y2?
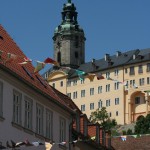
75,51,78,58
74,36,79,48
57,51,61,64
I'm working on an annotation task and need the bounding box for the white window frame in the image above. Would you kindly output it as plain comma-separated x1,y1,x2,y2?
81,90,85,97
24,96,33,130
13,90,22,125
98,86,102,94
106,99,110,107
36,103,44,135
67,80,71,87
115,98,119,105
90,88,94,95
106,72,110,78
73,91,77,99
90,103,94,110
114,82,119,90
106,84,110,92
98,100,103,109
114,69,119,76
81,104,85,111
60,117,66,142
139,78,144,86
46,109,53,139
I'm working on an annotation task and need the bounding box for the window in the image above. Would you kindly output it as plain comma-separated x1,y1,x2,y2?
90,103,94,110
81,78,85,84
52,83,55,88
147,63,150,72
60,117,66,142
98,100,103,109
0,81,3,117
46,109,53,139
114,69,119,76
81,104,85,111
135,97,140,104
125,68,128,74
106,99,110,107
106,72,110,78
24,97,33,130
13,90,22,125
109,112,112,117
139,78,144,86
98,86,102,94
73,91,77,99
138,65,143,73
36,103,43,135
147,77,150,84
116,111,119,116
130,80,135,86
60,81,63,87
67,93,71,98
106,84,110,92
81,90,85,97
67,80,71,87
90,88,94,95
114,82,119,90
126,81,129,88
75,51,79,58
74,36,79,48
73,80,77,86
44,72,48,79
129,66,135,75
115,98,119,105
57,51,61,64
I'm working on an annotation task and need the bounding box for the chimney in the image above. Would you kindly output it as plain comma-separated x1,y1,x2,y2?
105,54,110,61
116,51,122,57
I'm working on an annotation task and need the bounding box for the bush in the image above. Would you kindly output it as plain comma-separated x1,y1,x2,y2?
127,128,133,135
122,130,126,135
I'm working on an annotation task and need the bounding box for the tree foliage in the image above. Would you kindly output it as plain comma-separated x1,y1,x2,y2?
134,114,150,134
89,107,117,130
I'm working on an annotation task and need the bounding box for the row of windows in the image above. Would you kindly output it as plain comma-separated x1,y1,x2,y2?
126,77,150,88
67,77,150,99
80,98,120,112
80,96,143,112
65,63,150,87
126,63,150,75
0,81,66,142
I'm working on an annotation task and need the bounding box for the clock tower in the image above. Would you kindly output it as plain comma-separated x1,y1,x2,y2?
53,0,86,68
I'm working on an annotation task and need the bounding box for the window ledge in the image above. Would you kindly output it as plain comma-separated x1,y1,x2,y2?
23,127,34,135
59,144,67,150
11,122,23,130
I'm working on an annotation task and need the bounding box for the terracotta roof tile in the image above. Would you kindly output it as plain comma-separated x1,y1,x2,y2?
0,24,74,113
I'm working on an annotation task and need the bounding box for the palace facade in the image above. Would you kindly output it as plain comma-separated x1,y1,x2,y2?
43,0,150,125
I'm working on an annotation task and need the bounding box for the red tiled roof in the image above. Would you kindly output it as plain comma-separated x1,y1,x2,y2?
0,24,74,114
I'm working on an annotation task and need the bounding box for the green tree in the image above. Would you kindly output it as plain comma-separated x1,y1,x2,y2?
89,107,117,130
134,114,150,134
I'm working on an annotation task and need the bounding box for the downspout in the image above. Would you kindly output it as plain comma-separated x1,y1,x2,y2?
123,65,125,124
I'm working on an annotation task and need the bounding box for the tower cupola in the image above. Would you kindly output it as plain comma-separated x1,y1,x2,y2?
53,0,86,68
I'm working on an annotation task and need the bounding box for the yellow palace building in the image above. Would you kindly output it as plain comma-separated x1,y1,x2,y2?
43,0,150,125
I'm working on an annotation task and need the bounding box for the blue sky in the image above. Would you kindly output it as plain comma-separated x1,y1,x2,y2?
0,0,150,73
